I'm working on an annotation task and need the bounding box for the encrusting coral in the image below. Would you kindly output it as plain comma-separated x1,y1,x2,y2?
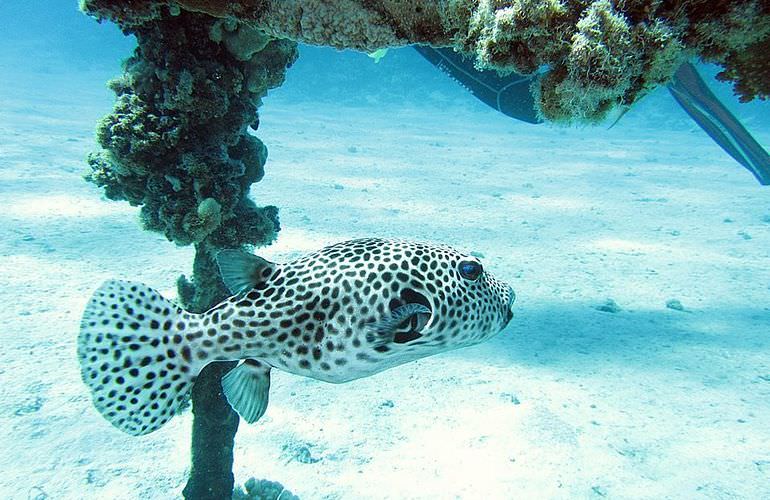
85,10,295,249
232,478,300,500
82,0,769,124
449,0,767,122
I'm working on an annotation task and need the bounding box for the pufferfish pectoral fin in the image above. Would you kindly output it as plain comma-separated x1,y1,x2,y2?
216,249,276,295
364,303,431,346
221,359,271,424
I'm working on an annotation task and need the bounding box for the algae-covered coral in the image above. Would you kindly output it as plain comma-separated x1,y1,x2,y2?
82,0,769,123
85,10,296,248
448,0,767,122
232,477,300,500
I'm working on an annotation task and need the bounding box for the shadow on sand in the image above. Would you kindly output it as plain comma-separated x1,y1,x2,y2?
469,300,770,380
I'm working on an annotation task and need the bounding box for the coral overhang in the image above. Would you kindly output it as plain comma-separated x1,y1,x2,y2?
82,0,770,123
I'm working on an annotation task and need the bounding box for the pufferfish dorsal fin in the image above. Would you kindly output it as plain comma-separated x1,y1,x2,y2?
216,249,276,294
221,359,271,424
365,303,431,346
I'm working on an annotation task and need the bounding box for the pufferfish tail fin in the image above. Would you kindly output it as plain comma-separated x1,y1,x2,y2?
78,280,202,436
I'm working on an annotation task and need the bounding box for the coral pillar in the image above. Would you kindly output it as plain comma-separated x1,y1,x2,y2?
184,360,240,498
180,246,239,499
81,4,297,497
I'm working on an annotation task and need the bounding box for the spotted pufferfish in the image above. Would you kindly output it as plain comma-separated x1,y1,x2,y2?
78,238,516,435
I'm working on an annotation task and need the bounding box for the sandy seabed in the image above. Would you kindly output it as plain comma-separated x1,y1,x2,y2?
1,57,769,500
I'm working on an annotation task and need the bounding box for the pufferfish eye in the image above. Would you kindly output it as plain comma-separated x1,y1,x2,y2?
458,260,483,281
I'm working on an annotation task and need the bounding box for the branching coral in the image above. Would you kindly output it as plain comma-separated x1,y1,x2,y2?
717,35,770,103
693,1,770,102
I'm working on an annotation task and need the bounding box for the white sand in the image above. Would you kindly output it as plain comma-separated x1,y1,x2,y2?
1,47,769,499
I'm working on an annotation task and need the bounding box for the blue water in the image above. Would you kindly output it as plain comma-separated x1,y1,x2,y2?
2,2,769,499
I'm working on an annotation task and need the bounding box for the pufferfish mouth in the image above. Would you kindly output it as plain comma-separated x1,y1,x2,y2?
504,285,515,324
391,288,433,344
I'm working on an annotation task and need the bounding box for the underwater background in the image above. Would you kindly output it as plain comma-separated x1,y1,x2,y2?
1,1,769,499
